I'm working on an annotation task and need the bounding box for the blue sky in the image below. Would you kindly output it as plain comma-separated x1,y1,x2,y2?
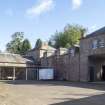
0,0,105,51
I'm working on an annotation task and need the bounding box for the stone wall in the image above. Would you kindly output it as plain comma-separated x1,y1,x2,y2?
41,32,105,82
41,47,80,81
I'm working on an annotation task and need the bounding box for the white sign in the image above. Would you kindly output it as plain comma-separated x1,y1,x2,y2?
39,69,54,80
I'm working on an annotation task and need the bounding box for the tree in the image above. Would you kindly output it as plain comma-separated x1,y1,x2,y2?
6,32,24,54
35,39,42,49
65,43,71,48
6,32,31,54
21,39,31,54
48,31,64,48
80,28,87,38
49,24,87,48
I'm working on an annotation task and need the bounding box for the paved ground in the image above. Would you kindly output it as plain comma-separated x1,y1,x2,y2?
0,81,105,105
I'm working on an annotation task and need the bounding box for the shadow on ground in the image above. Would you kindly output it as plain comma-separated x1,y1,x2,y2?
1,80,105,91
50,93,105,105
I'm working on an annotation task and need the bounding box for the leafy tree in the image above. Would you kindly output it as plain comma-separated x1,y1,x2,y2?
65,43,71,48
6,32,24,54
6,32,31,54
21,39,31,54
49,24,87,48
80,28,87,38
35,39,42,49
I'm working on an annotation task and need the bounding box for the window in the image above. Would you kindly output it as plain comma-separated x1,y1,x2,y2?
99,39,104,48
92,40,98,49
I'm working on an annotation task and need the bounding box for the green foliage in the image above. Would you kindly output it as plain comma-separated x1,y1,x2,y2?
49,24,87,48
65,43,71,48
35,39,42,49
6,32,31,54
21,39,31,54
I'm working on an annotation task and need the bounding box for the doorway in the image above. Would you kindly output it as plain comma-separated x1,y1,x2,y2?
102,66,105,81
89,67,95,82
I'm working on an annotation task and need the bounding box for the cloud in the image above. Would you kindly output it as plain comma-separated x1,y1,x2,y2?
72,0,82,10
26,0,54,17
5,9,13,16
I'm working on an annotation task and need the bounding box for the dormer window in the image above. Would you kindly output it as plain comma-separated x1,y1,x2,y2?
92,40,98,49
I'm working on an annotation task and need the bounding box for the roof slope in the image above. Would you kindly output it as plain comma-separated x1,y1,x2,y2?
44,45,56,51
86,26,105,38
0,53,34,64
28,43,56,52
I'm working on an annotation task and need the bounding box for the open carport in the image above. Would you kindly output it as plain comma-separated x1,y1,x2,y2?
0,53,37,80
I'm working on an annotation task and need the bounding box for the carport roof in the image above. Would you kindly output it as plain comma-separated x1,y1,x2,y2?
0,53,34,64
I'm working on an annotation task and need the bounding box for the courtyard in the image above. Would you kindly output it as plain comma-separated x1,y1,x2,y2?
0,81,105,105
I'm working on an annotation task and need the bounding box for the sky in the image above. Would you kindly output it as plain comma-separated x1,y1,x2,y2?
0,0,105,51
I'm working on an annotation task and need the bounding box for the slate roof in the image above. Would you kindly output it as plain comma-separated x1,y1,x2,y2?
85,26,105,38
0,53,34,64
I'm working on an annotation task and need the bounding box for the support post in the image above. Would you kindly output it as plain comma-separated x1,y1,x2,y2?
37,67,39,80
26,68,28,80
0,67,1,80
13,67,16,80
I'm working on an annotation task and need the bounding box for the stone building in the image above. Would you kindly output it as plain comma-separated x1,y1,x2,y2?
26,42,56,65
80,26,105,82
41,26,105,82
